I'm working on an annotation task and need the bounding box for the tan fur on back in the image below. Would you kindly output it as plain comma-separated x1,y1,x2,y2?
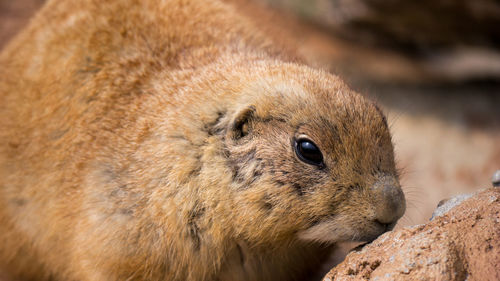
0,0,405,280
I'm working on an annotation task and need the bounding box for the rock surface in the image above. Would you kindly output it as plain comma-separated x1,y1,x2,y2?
323,188,500,281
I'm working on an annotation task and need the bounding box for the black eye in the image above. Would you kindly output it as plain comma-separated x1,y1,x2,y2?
294,138,324,167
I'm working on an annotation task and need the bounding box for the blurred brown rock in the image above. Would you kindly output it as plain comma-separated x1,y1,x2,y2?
258,0,500,82
323,188,500,281
262,0,500,53
0,0,45,50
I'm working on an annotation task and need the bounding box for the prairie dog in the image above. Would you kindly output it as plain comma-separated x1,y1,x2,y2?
0,0,406,280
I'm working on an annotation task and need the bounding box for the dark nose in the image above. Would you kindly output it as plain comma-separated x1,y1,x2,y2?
371,176,406,225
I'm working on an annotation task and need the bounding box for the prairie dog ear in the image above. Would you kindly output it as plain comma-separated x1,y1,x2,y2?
229,105,256,139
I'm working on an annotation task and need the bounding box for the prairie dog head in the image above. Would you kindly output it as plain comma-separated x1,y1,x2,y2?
209,63,406,245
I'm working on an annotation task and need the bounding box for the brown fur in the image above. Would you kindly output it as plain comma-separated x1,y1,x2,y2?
0,0,405,280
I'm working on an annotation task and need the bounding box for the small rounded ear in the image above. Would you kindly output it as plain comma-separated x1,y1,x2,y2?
230,105,256,139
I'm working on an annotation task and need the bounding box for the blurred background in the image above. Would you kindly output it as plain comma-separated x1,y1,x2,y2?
1,0,499,277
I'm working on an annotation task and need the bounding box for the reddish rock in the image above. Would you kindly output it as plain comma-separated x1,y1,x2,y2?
323,188,500,281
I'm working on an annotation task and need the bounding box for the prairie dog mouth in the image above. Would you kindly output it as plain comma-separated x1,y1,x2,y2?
298,218,390,244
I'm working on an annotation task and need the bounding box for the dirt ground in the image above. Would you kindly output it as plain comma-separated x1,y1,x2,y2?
1,0,499,280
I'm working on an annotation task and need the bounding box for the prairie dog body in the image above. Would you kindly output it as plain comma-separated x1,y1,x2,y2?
0,0,405,280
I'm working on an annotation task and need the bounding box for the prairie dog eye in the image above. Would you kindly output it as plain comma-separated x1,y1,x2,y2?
294,138,324,167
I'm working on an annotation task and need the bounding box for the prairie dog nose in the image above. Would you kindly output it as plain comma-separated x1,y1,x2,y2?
371,176,406,225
